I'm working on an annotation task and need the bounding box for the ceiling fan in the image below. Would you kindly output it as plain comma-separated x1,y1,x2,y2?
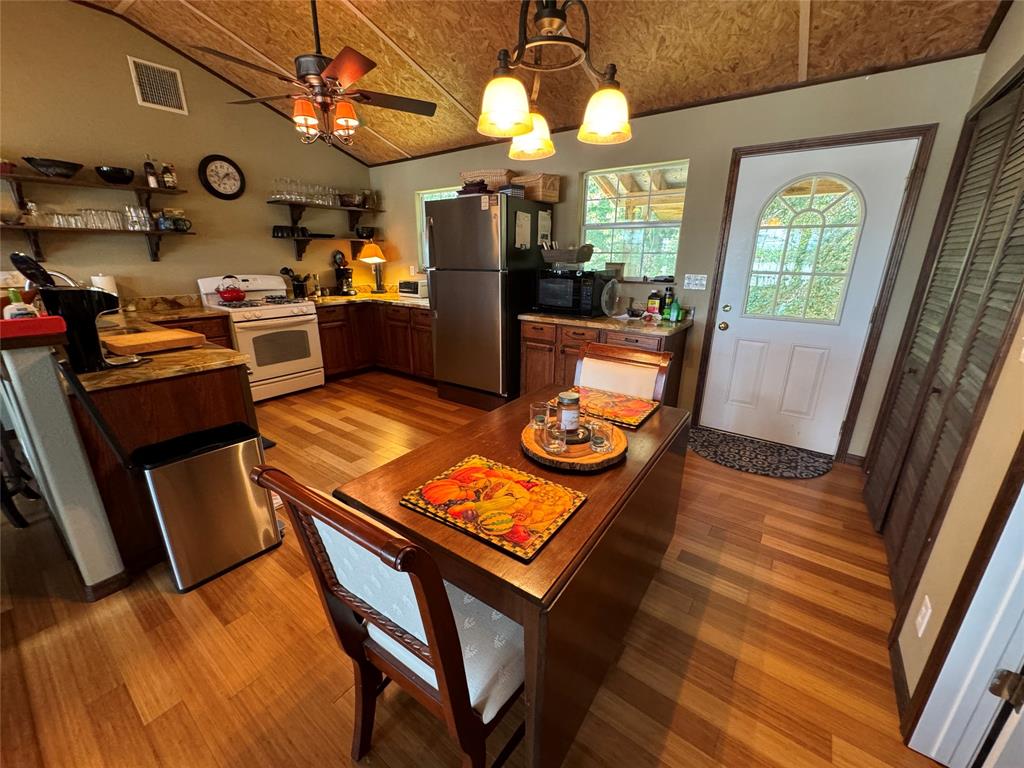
195,0,437,146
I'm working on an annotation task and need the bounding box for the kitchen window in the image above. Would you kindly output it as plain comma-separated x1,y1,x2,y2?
581,160,688,280
416,186,459,266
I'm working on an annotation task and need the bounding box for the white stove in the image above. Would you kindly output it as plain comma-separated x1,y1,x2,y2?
197,274,324,401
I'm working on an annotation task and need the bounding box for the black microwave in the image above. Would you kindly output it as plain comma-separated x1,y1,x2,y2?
534,269,618,316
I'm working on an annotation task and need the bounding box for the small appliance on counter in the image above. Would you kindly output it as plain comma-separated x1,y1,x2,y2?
331,250,358,296
534,268,619,317
398,279,428,298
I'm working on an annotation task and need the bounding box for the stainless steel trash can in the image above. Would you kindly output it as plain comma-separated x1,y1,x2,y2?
132,422,281,591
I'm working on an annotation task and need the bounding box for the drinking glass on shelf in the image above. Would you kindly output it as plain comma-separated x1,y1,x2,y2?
529,402,552,433
587,419,614,453
542,423,567,455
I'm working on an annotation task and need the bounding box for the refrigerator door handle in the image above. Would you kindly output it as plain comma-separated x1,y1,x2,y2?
425,216,436,269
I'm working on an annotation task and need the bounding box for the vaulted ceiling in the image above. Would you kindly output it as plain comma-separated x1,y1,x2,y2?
86,0,1005,166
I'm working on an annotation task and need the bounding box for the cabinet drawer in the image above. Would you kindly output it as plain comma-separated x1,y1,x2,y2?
558,325,600,344
603,331,663,351
317,305,349,323
521,321,556,342
155,316,230,339
385,305,410,323
411,308,433,328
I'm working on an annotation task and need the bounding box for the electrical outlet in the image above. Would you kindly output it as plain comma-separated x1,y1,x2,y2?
915,595,933,637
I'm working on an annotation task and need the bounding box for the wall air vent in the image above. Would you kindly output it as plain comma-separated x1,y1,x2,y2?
127,56,188,115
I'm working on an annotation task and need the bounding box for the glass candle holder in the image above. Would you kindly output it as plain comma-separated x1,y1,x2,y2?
542,423,567,455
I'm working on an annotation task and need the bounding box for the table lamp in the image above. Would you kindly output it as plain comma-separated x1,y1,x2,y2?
359,242,387,294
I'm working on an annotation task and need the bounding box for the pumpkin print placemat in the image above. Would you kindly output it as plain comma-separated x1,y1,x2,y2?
400,455,586,562
549,386,660,428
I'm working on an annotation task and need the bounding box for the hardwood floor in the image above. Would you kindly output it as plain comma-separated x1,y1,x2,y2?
1,371,936,768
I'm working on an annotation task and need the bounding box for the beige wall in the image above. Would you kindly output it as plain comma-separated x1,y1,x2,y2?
972,0,1024,106
0,1,371,297
898,11,1024,696
897,313,1024,692
370,57,983,454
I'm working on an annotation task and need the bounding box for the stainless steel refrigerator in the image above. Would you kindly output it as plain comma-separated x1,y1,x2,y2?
426,194,552,399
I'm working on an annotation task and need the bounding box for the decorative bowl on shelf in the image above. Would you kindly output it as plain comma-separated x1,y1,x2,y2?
339,193,364,207
95,166,135,185
354,226,376,239
22,157,83,179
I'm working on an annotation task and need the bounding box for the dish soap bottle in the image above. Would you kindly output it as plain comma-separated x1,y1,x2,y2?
668,297,683,323
661,287,675,319
4,289,39,319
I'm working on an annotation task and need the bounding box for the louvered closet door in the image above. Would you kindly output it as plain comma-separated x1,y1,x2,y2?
864,87,1023,529
886,89,1024,602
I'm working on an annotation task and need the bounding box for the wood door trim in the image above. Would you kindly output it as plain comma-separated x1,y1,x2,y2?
896,433,1024,737
692,124,938,462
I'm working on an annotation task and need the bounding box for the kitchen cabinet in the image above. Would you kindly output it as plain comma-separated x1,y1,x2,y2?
317,305,354,377
316,301,433,380
150,315,234,349
518,317,690,405
384,306,413,374
411,309,434,379
349,303,375,368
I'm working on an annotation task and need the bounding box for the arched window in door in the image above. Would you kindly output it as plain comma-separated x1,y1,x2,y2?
744,174,864,322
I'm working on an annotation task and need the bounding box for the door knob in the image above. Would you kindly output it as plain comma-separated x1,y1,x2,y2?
722,304,732,312
718,321,729,331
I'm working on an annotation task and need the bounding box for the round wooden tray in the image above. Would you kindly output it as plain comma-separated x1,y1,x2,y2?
520,424,628,472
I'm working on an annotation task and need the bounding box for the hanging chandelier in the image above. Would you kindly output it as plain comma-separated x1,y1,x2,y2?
478,0,632,159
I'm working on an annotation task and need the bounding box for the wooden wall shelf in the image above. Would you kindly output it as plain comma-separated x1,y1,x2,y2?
267,199,383,240
1,171,192,261
1,224,196,262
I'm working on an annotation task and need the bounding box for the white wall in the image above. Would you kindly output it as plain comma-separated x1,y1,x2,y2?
370,56,983,453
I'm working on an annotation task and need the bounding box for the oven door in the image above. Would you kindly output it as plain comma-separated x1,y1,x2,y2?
233,315,323,383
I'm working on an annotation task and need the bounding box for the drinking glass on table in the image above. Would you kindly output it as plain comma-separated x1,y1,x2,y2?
588,419,614,453
542,423,567,455
529,402,553,433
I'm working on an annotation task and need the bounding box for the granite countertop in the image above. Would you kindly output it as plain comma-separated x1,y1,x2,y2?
315,293,430,309
518,312,693,337
125,306,230,323
76,311,248,393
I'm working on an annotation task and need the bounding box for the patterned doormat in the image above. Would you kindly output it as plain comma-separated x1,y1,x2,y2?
688,426,833,479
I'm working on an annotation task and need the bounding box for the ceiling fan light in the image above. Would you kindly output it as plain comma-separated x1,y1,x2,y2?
577,85,631,145
509,111,555,160
477,75,532,137
292,98,319,136
333,102,360,135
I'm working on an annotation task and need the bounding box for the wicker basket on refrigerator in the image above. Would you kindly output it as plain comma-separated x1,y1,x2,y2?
459,169,514,191
512,173,561,203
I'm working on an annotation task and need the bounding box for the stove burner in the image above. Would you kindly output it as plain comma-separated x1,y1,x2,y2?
219,300,262,308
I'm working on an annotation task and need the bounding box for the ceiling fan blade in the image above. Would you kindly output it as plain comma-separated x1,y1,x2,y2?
321,46,377,88
192,45,302,85
347,90,437,117
228,94,300,105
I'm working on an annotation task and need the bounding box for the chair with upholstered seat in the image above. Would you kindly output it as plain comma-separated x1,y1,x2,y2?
574,342,673,402
251,465,525,768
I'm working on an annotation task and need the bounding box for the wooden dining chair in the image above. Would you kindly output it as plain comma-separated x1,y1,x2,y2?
574,342,673,402
250,465,525,768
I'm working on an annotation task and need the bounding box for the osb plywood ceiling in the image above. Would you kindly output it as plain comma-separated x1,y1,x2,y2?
88,0,1004,166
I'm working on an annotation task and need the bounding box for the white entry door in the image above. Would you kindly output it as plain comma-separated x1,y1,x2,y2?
701,139,919,454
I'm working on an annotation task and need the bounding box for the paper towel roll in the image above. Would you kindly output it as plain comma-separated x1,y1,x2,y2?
91,274,118,296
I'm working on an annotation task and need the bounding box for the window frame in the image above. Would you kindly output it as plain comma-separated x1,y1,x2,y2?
579,160,688,280
416,186,460,267
741,173,866,326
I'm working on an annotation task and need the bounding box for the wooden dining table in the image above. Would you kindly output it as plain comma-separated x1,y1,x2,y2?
334,385,691,768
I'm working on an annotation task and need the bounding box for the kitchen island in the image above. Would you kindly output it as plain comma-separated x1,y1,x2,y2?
68,312,257,573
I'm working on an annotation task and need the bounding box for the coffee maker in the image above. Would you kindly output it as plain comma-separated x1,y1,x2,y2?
38,286,123,373
331,250,357,296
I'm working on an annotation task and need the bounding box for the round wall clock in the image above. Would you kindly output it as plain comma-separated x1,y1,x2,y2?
198,154,245,200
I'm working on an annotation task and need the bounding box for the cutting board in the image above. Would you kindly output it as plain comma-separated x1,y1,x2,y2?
103,329,206,355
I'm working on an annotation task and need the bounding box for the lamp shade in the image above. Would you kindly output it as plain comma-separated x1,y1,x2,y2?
333,102,359,136
292,98,319,136
509,111,555,160
577,86,632,145
477,75,532,137
359,242,386,263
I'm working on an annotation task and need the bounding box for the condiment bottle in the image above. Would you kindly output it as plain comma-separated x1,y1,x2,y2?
144,155,159,189
4,288,39,319
646,289,662,315
557,390,580,433
662,286,675,319
160,163,178,189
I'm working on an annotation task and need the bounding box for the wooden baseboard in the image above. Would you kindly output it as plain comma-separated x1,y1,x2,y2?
839,453,866,467
888,640,913,740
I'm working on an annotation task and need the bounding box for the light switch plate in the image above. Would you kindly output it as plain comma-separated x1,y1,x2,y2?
683,274,708,290
915,595,932,638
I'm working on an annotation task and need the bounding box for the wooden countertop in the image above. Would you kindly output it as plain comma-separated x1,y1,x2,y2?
336,385,691,606
76,312,247,393
518,312,692,337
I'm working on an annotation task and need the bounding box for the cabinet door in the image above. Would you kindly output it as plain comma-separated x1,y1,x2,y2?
521,340,555,394
320,321,352,376
349,303,374,368
154,317,235,349
386,320,413,373
556,343,582,387
411,324,434,378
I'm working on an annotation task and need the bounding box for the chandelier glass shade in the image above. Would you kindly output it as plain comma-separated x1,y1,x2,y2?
477,73,533,137
578,84,631,145
509,110,555,160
